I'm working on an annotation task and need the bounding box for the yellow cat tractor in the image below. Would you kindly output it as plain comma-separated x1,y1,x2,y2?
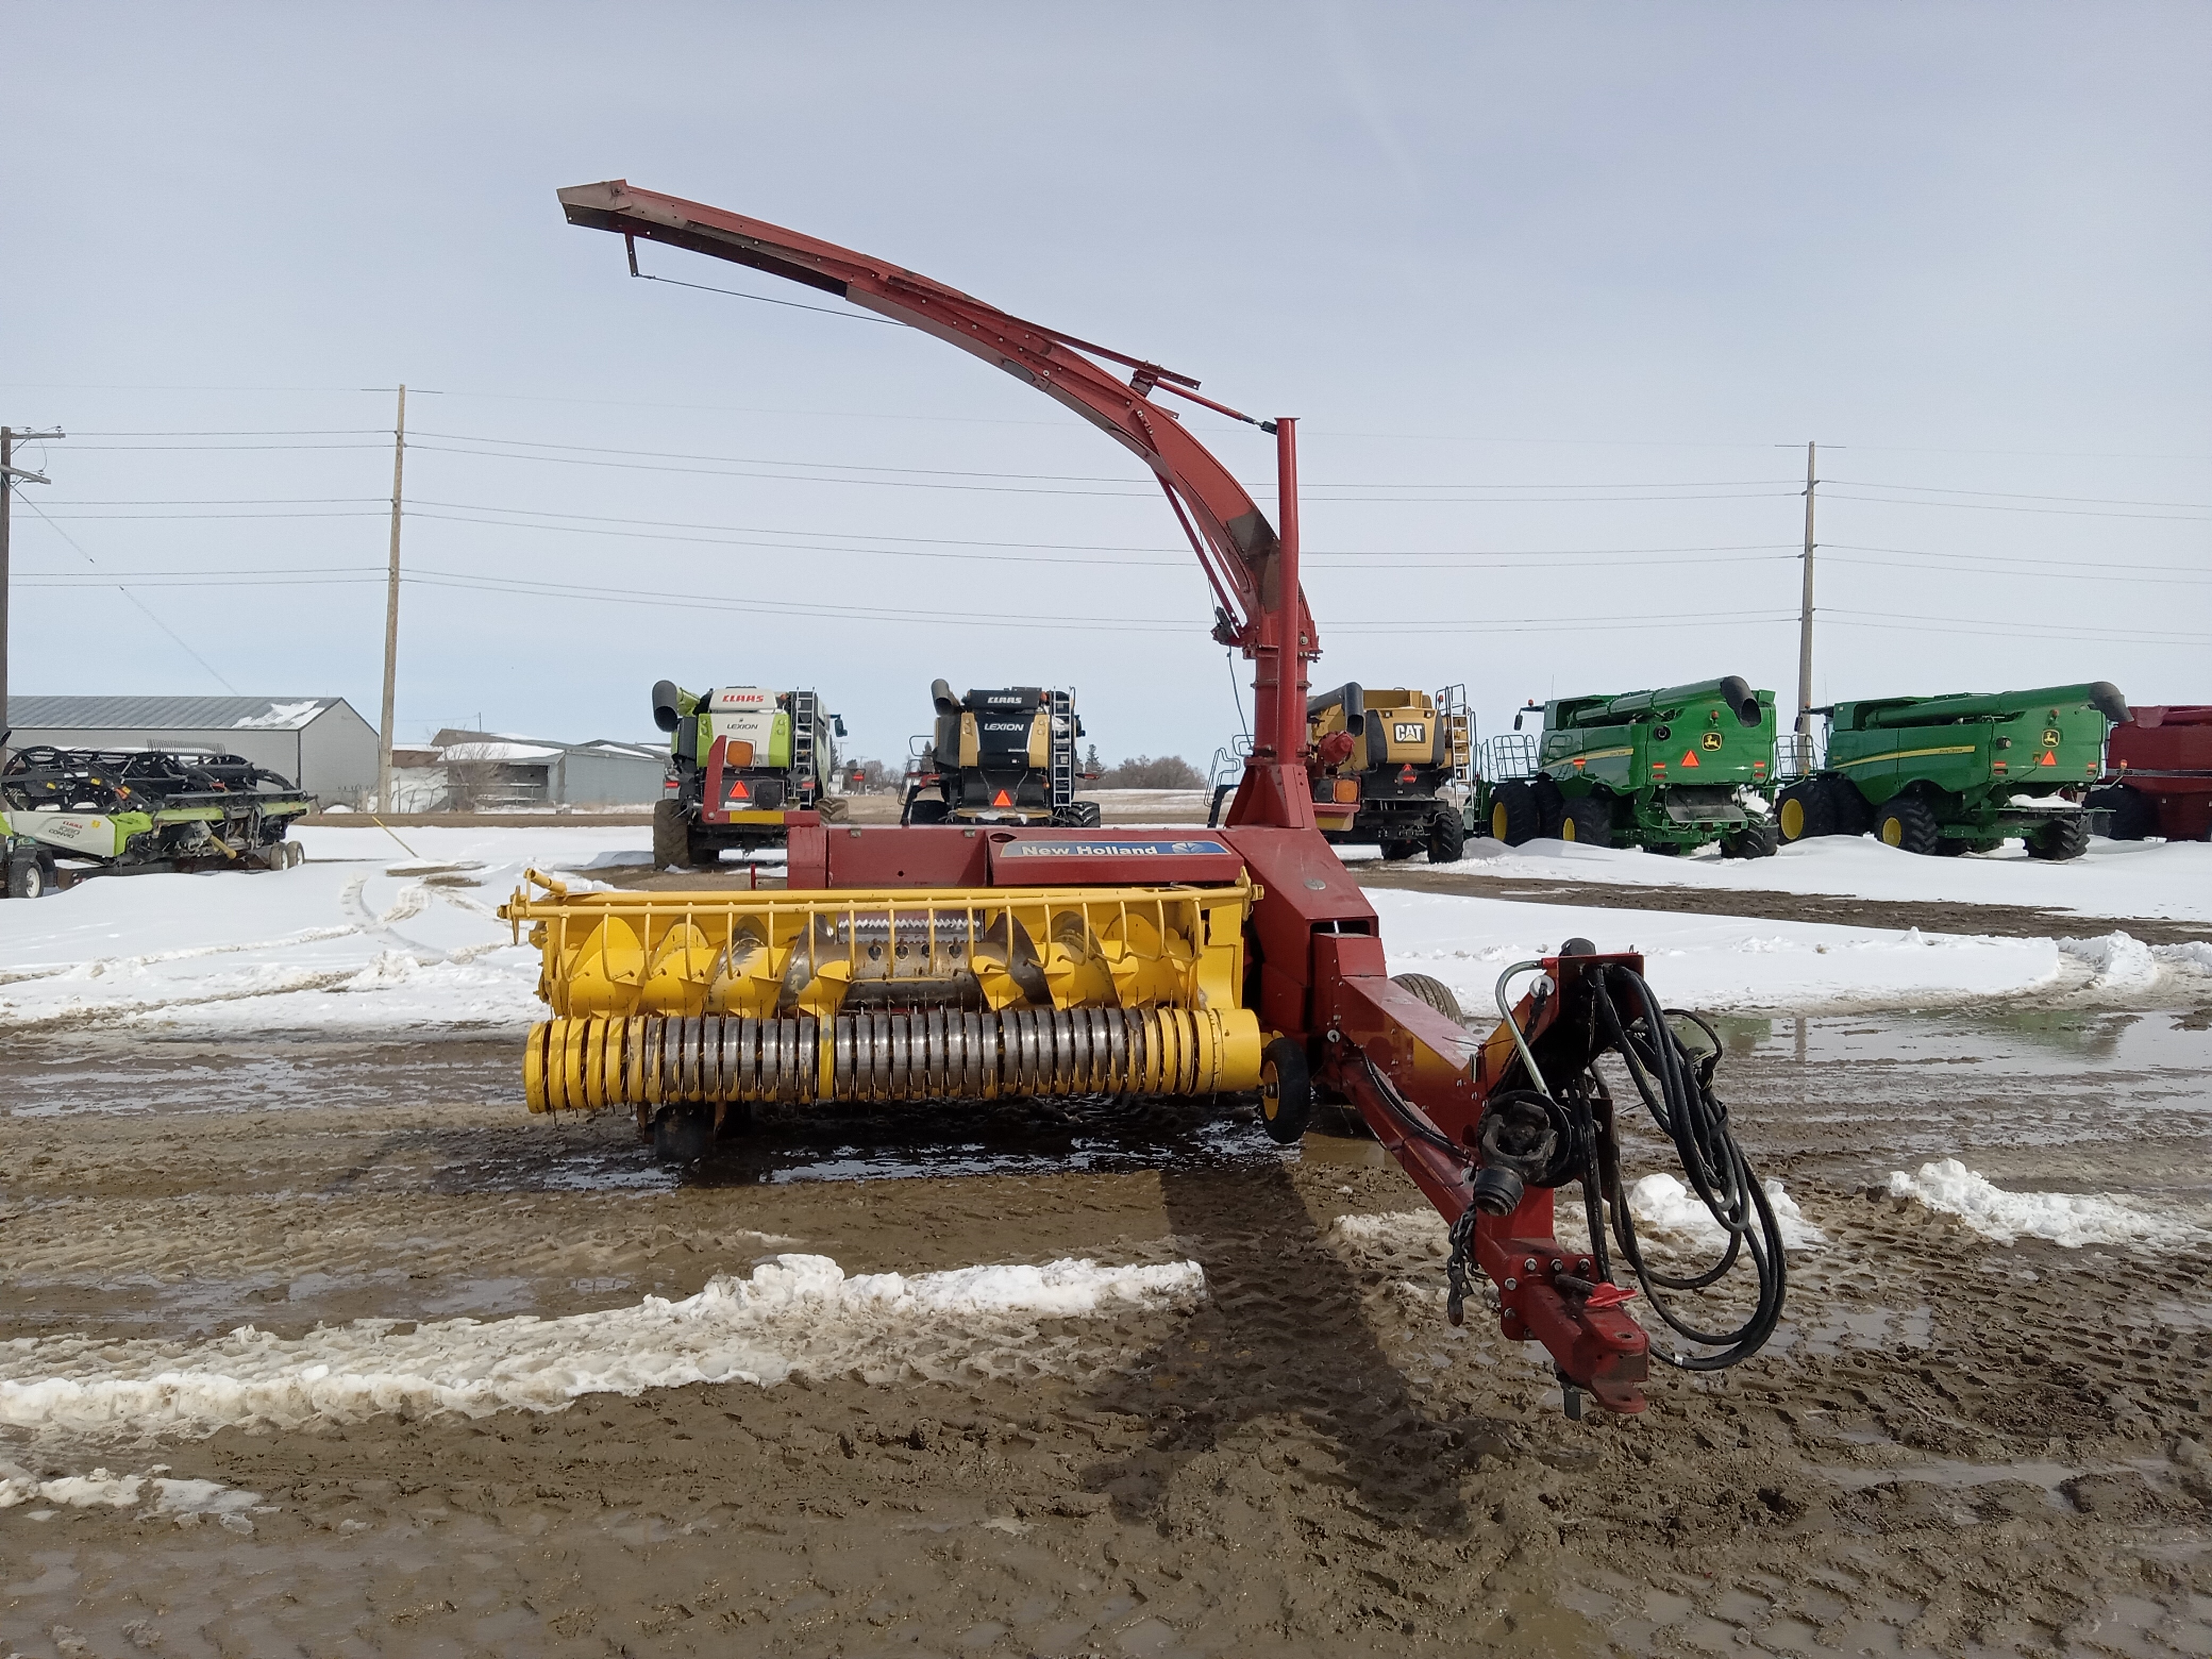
505,181,1791,1419
1304,683,1470,862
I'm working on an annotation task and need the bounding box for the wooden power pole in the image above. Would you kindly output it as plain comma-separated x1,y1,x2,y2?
377,387,407,811
1,425,64,765
1795,440,1817,744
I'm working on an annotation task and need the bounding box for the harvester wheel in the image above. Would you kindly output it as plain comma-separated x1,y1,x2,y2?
1258,1037,1312,1145
2087,784,2156,842
1532,776,1566,839
1489,781,1543,847
1720,817,1779,860
1775,782,1831,843
1874,797,1942,856
1819,774,1873,835
1427,807,1466,864
285,839,305,868
652,1103,716,1166
1559,794,1611,848
7,857,49,900
1051,800,1103,829
1392,972,1463,1021
904,795,950,826
652,800,688,869
2027,815,2091,861
1381,839,1421,861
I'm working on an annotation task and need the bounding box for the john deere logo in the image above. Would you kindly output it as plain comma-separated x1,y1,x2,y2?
2041,729,2061,748
1700,732,1723,751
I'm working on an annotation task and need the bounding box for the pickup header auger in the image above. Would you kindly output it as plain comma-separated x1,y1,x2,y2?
512,180,1791,1416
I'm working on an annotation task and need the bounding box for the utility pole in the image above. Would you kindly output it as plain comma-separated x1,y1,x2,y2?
1795,440,1817,745
378,387,407,811
1,426,65,767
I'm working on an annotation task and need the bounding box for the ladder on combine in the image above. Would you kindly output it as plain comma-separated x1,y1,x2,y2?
1048,689,1076,811
791,690,819,808
1435,682,1473,786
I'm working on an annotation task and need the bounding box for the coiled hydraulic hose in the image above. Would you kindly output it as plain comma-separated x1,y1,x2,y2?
1494,957,1787,1372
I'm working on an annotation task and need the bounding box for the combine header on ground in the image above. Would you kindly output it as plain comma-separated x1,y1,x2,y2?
1,744,309,893
1477,678,1779,857
508,180,1791,1416
1779,682,2123,859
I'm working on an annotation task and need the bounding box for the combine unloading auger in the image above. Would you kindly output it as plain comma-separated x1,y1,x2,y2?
512,181,1789,1415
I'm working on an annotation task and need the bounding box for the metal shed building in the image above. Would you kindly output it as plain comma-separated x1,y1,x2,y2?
429,730,667,808
4,695,380,805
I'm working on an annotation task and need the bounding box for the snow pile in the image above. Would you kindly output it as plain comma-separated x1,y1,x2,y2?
1885,1159,2193,1248
0,1462,262,1526
0,1253,1204,1439
1628,1173,1826,1253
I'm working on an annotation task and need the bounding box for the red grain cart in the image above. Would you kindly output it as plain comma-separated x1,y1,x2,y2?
2090,706,2212,842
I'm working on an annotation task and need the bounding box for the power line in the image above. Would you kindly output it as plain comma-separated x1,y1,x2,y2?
14,496,239,692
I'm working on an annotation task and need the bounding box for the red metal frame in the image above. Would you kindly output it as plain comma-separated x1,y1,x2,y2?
563,183,1650,1410
2106,705,2212,842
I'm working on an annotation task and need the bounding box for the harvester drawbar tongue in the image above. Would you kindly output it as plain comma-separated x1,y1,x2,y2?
507,181,1791,1414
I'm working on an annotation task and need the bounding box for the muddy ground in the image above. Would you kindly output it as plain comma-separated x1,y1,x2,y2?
4,1008,2210,1658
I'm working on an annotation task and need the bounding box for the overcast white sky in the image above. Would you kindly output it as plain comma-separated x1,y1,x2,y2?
4,4,2206,769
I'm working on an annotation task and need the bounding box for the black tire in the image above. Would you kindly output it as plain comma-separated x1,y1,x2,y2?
1531,776,1566,839
1380,839,1422,861
1427,807,1466,864
2087,784,2157,842
1206,782,1235,828
286,839,305,869
652,799,689,868
904,794,951,826
1775,781,1831,843
1392,971,1463,1021
652,1103,716,1166
1873,796,1942,856
7,857,49,900
1819,774,1873,836
1558,793,1612,848
818,794,850,822
2027,815,2091,862
1720,817,1779,860
1258,1037,1312,1145
1051,800,1102,830
1488,781,1543,847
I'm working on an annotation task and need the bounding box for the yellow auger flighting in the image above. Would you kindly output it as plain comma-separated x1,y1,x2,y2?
500,868,1264,1127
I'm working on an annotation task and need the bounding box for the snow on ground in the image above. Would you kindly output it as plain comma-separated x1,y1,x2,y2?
0,1253,1205,1441
0,824,648,1033
1417,832,2212,925
1367,888,2212,1015
4,825,2206,1033
1884,1159,2200,1249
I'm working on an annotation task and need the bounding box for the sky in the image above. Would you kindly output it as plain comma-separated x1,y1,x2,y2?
3,3,2206,774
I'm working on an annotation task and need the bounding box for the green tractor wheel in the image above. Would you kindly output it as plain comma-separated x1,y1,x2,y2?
1720,817,1779,860
1559,793,1612,848
1489,781,1544,847
1874,797,1942,856
652,800,688,869
1775,782,1831,843
2027,816,2091,862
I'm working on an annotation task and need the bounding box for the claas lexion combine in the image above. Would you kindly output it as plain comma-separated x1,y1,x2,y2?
502,180,1789,1416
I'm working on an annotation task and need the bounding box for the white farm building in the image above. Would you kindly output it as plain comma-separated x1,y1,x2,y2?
4,694,380,805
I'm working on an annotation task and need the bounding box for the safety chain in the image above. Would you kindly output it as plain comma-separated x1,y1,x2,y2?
1444,1208,1479,1327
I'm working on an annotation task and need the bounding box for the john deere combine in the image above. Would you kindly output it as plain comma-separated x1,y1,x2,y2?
1476,678,1780,858
901,681,1097,828
518,179,1795,1420
651,681,845,868
1,745,309,890
1304,683,1469,862
1778,682,2123,859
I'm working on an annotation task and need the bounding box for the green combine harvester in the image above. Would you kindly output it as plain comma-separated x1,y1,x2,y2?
1777,681,2124,860
1,745,312,896
1473,677,1780,857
